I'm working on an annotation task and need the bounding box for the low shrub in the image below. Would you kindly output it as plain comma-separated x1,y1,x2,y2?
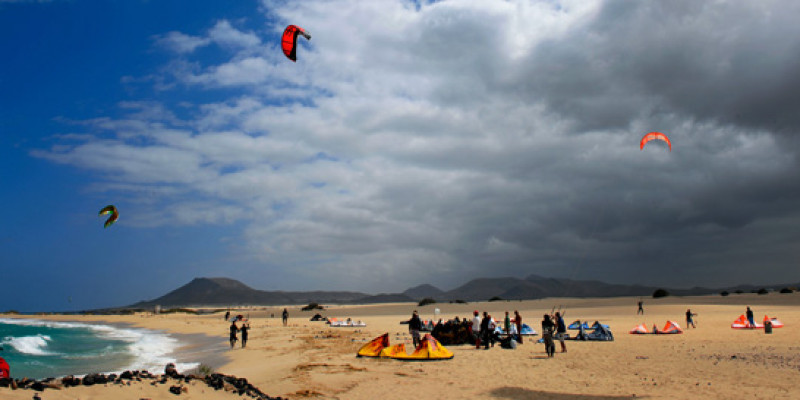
418,298,437,307
652,289,669,298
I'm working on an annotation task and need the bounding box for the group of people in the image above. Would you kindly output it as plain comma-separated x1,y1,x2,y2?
223,308,290,349
411,309,574,357
638,301,700,329
229,319,250,348
540,311,568,357
468,310,526,350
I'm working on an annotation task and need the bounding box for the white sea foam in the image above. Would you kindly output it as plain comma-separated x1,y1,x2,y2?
0,318,200,374
1,334,57,356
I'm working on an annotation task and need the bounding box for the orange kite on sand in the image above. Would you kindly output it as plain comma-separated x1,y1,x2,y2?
356,333,453,360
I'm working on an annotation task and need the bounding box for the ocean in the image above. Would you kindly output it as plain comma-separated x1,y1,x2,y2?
0,318,203,380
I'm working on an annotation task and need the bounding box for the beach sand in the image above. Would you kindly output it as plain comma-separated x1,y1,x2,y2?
2,292,800,399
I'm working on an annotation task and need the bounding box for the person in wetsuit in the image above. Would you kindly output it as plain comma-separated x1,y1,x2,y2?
229,321,239,348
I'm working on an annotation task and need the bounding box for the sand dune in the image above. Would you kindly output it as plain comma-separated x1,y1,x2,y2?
2,292,799,399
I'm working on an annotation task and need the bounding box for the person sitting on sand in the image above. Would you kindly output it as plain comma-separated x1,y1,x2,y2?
686,309,697,328
541,314,556,357
229,321,239,349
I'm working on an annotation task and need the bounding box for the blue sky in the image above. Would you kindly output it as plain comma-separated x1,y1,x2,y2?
2,0,800,312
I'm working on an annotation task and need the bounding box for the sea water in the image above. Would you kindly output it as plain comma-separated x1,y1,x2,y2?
0,318,200,380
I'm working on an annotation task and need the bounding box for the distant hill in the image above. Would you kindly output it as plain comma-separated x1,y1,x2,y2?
129,278,367,308
403,284,444,300
354,293,416,304
122,276,800,310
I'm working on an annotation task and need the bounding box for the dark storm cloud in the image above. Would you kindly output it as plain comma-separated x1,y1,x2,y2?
509,0,800,134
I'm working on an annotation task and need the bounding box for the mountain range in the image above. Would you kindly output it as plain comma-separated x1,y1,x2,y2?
124,275,798,309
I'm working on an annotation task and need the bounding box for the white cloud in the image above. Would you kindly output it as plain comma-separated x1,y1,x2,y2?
34,0,800,291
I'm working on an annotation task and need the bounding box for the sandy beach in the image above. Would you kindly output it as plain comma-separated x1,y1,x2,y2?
2,293,800,399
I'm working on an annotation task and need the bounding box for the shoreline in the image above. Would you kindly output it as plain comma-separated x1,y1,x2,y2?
0,314,230,379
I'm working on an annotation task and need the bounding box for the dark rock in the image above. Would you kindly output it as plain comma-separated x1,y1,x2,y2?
169,385,182,395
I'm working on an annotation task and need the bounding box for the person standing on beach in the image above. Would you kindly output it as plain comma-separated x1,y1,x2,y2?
746,306,755,327
408,310,422,348
240,322,249,348
686,309,697,328
541,314,556,357
282,308,289,326
480,312,491,350
224,310,230,321
229,321,239,348
504,311,511,337
514,311,523,344
637,300,644,315
554,311,567,353
472,310,481,349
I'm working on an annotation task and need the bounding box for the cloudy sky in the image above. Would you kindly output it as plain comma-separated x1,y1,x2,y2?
2,0,799,311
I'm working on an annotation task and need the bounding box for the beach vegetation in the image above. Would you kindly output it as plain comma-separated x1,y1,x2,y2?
780,287,794,294
418,298,437,306
720,291,730,296
652,288,669,298
449,299,467,304
161,308,199,314
734,290,744,294
757,288,769,295
488,296,503,302
197,364,215,377
302,302,325,311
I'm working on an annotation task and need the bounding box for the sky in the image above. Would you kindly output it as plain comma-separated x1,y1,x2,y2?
2,0,799,312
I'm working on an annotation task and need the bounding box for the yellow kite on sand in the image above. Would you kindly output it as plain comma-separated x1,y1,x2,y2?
357,333,453,361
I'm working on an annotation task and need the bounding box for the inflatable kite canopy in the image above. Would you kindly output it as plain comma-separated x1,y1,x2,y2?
629,323,649,334
356,333,453,361
282,25,311,62
98,205,119,228
391,334,454,361
357,333,390,357
640,132,671,151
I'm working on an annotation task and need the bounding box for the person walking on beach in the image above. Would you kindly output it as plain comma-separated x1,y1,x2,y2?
637,300,644,315
229,321,239,349
685,309,697,328
224,310,230,321
554,311,567,353
408,310,422,348
240,322,249,348
472,310,482,349
541,314,556,357
746,306,755,328
282,308,289,326
514,311,523,344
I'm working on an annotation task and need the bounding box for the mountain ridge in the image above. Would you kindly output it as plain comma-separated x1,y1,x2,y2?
123,276,799,309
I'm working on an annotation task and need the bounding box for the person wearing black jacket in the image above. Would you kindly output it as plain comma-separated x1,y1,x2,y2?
480,312,491,350
409,310,422,348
